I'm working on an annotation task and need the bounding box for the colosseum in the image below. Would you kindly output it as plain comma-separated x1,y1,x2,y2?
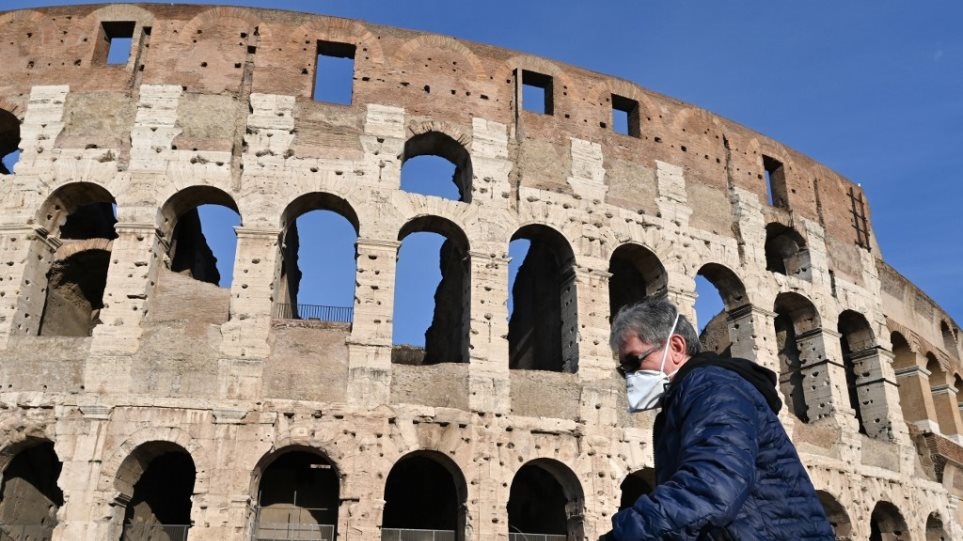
0,3,960,540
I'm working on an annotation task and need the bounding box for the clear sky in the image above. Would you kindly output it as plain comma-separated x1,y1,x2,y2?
4,1,961,336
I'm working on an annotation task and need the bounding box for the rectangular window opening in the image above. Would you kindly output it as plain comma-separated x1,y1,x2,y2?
521,70,553,115
313,40,356,105
762,155,788,208
101,21,136,65
612,94,640,137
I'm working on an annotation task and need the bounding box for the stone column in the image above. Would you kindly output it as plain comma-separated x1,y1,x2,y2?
467,248,510,413
850,347,907,441
574,265,622,428
794,328,851,425
219,227,280,397
0,226,56,344
346,238,398,408
894,365,940,433
727,304,773,366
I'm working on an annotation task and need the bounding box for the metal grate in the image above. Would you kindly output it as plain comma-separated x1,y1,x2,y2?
508,533,567,541
273,303,353,323
254,522,334,541
380,528,456,541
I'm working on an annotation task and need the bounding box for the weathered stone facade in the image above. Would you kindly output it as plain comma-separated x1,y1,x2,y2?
0,3,960,540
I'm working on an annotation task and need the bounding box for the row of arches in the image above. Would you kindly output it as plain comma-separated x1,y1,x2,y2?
0,438,949,540
892,330,963,439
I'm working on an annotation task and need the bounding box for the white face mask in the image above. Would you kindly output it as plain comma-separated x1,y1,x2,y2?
626,313,680,412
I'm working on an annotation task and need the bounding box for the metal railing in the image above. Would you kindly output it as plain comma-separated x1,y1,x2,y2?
121,523,190,541
254,522,335,541
381,528,455,541
273,303,353,323
0,525,54,541
508,534,567,541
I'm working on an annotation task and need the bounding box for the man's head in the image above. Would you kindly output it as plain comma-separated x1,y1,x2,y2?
610,299,701,377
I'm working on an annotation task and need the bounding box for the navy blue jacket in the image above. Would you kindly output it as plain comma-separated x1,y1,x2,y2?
613,353,835,540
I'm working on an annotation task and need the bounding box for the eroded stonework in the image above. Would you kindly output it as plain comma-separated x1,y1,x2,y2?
0,3,960,540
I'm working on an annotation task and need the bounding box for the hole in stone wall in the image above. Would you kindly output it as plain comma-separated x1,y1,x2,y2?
0,109,20,175
520,69,553,115
401,131,472,203
0,441,63,538
507,460,583,540
608,244,667,322
120,447,195,540
313,40,355,105
382,453,465,540
694,275,729,356
254,450,339,540
940,320,956,356
612,94,640,137
392,217,469,364
869,501,907,541
100,21,136,65
762,154,788,208
509,225,578,372
695,263,748,359
162,187,241,288
764,223,808,277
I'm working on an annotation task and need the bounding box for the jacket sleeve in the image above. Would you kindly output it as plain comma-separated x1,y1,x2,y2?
613,369,760,540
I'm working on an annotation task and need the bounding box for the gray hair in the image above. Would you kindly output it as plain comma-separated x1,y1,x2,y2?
610,299,702,356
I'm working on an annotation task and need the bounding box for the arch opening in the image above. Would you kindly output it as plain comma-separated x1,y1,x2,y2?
392,217,470,365
382,452,466,541
253,449,339,541
816,490,851,540
0,108,19,175
161,187,241,287
926,512,948,541
0,441,63,539
507,459,584,540
764,223,809,277
607,243,667,322
401,132,472,203
869,501,907,541
773,292,821,423
695,264,748,358
941,321,957,356
277,193,359,324
838,310,876,434
118,442,196,541
509,225,578,372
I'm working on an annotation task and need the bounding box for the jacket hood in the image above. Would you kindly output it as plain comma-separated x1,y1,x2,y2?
671,351,782,413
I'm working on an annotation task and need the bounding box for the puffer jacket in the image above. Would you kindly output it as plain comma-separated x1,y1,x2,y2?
612,352,835,540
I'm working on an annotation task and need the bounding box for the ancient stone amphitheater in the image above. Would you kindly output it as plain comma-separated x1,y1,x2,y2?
0,3,960,540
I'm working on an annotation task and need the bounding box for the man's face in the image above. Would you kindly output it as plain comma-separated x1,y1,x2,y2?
617,333,667,377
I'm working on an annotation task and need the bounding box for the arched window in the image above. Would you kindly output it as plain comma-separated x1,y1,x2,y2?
619,467,655,511
0,108,19,175
507,459,584,540
926,512,949,541
392,217,470,364
940,320,957,356
0,441,63,539
815,490,851,540
869,501,907,541
253,449,339,541
509,225,578,372
117,442,196,541
382,452,467,541
764,223,809,277
773,292,821,423
160,186,241,287
608,243,667,321
891,331,934,428
277,193,359,324
400,131,472,202
694,264,748,358
837,310,876,434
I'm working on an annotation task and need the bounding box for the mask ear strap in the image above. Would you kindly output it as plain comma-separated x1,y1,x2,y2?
659,312,682,372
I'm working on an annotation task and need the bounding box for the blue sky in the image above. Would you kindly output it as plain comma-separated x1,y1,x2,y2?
4,1,961,340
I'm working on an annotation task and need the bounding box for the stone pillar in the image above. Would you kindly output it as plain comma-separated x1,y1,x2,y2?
894,365,940,433
931,382,963,441
346,238,398,408
467,248,510,413
794,328,851,425
218,227,279,399
0,226,56,344
850,347,907,441
727,304,773,366
573,264,622,428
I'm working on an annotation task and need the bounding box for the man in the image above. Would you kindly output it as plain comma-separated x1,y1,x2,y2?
609,299,834,540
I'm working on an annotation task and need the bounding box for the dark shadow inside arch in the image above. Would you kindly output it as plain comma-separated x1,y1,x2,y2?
382,452,466,540
509,225,578,372
869,500,907,541
926,512,948,541
764,223,809,277
0,441,63,538
838,310,875,435
161,186,241,287
0,108,19,175
773,292,820,424
40,182,117,241
254,449,340,541
392,216,470,364
277,192,359,324
38,249,110,337
401,131,472,203
608,243,667,323
507,459,584,540
619,468,656,511
816,490,851,540
120,443,196,540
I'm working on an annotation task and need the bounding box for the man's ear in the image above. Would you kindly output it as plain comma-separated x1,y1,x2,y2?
670,334,687,363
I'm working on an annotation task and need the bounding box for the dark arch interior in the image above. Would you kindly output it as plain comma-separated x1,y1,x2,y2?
869,501,907,541
122,451,196,536
926,512,948,541
507,464,568,536
382,454,462,533
816,491,851,538
0,442,63,533
402,131,473,202
41,183,116,240
39,249,111,337
0,108,19,175
256,451,339,540
608,244,667,322
764,223,807,276
509,225,578,372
